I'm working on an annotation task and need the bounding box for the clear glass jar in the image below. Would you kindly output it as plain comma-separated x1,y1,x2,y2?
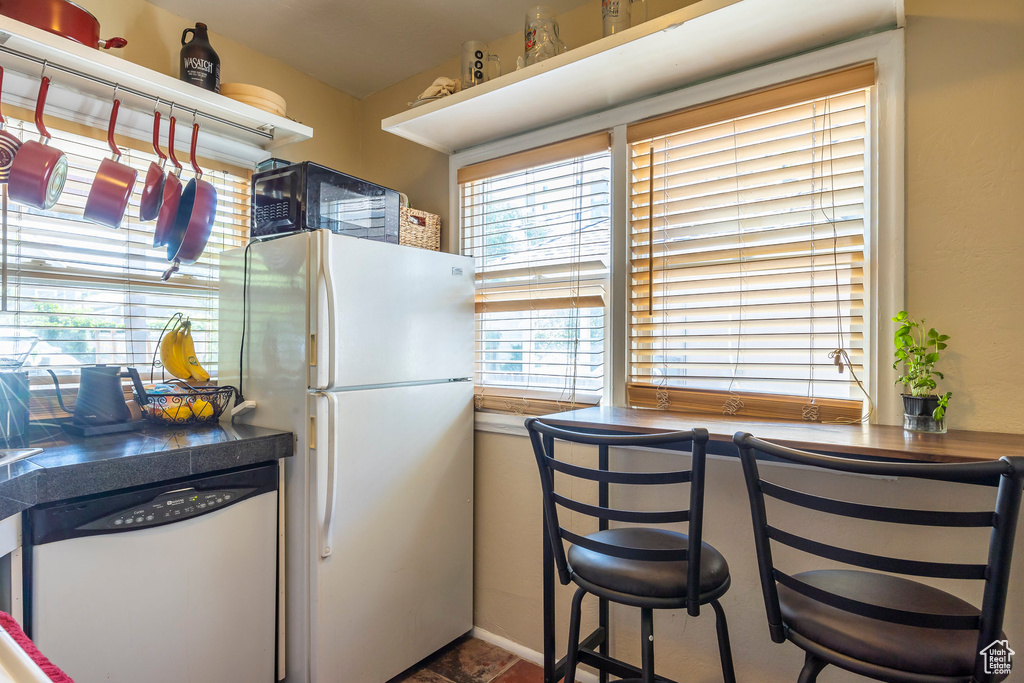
525,5,566,65
903,413,947,434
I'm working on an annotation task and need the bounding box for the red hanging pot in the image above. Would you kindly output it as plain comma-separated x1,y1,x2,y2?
0,67,23,184
84,97,138,228
0,0,127,50
153,114,183,247
8,76,67,210
162,122,216,280
139,108,167,222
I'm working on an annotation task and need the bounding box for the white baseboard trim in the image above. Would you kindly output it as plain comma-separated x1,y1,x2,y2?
470,627,599,683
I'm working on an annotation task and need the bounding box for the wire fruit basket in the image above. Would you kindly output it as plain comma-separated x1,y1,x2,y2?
137,385,235,426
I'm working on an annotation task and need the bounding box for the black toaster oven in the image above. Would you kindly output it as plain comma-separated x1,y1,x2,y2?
250,161,401,242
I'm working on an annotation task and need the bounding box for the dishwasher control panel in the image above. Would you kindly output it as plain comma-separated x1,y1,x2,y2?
26,464,278,547
82,487,256,531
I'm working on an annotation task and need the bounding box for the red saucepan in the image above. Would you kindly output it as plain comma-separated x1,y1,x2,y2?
0,67,23,183
8,76,67,210
153,114,183,247
162,122,217,280
84,97,138,228
0,0,127,49
139,107,167,222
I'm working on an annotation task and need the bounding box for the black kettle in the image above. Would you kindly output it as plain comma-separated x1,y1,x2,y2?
48,366,149,426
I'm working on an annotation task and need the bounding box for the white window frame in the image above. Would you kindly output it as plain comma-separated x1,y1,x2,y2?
454,29,905,425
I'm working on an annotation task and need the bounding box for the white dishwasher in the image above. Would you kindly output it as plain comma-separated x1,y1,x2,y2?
23,463,278,683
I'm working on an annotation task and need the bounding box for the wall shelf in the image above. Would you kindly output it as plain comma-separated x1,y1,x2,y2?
382,0,901,155
0,16,313,167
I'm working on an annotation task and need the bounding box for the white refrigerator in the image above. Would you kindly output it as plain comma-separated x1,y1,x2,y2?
218,230,475,683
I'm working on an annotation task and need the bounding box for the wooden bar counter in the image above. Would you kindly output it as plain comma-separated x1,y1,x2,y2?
540,406,1022,464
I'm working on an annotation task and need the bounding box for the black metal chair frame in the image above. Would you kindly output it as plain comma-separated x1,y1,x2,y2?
734,431,1024,683
528,418,736,683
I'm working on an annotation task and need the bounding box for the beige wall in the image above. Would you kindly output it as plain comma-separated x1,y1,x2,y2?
78,0,363,174
904,0,1024,434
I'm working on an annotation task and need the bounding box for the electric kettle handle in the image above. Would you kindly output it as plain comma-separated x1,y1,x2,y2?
123,367,149,406
45,369,74,415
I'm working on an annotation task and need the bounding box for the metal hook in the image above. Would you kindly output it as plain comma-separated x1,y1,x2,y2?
112,83,120,102
153,96,161,114
39,60,47,80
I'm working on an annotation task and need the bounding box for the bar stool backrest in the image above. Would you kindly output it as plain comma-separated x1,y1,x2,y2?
734,431,1024,683
526,418,710,614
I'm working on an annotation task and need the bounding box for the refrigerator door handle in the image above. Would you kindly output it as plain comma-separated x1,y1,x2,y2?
314,232,336,389
320,392,338,558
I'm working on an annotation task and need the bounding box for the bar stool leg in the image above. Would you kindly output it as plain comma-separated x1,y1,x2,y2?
564,587,586,683
797,653,828,683
710,599,736,683
640,608,655,683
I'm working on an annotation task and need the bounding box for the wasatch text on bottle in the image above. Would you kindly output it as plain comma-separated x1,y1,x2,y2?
180,22,220,93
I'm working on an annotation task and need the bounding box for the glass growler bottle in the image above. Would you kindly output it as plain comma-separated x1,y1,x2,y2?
180,23,221,93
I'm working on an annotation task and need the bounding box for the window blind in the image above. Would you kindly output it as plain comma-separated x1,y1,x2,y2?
460,134,611,415
0,114,249,417
626,66,873,422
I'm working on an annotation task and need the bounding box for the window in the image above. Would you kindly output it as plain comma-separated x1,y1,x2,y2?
460,134,611,415
626,65,874,422
0,114,250,416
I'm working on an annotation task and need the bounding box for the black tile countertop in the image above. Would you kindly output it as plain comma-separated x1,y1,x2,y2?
0,422,293,518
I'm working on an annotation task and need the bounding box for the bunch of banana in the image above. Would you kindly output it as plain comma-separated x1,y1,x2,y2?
159,317,211,382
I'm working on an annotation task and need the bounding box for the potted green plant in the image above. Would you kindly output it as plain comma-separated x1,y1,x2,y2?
892,310,952,433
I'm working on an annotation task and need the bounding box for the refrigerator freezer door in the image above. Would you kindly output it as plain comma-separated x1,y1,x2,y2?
311,381,473,683
314,232,474,389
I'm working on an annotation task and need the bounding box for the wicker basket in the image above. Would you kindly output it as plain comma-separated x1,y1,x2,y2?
399,207,440,251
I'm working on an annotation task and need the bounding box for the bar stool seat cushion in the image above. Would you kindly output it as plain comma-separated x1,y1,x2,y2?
566,528,729,599
778,569,1004,679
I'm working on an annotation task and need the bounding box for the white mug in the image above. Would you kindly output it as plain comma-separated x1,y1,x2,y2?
462,41,502,89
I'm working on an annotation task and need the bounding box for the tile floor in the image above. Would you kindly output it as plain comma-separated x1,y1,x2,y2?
392,636,543,683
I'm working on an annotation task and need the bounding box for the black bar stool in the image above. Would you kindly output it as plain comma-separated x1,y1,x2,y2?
527,418,736,683
734,432,1024,683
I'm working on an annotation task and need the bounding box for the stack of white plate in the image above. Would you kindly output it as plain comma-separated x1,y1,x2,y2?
220,83,287,117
